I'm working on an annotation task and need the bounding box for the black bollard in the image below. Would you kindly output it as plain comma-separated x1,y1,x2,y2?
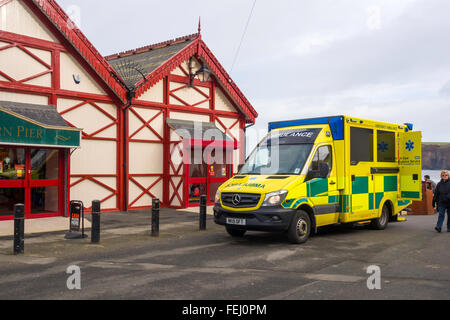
200,195,207,231
91,200,101,243
13,204,25,255
151,198,160,237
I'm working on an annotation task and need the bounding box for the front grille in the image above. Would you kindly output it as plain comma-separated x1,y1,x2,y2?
221,193,261,208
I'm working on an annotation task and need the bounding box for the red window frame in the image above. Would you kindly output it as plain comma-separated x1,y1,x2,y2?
184,140,236,207
0,146,65,221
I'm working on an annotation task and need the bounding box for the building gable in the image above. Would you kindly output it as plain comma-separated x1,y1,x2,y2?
106,34,257,123
25,0,128,102
0,0,59,43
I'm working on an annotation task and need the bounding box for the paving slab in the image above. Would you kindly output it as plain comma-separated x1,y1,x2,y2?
0,217,91,237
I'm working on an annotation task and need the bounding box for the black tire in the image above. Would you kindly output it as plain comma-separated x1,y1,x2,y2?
287,210,311,244
371,203,390,230
226,227,246,237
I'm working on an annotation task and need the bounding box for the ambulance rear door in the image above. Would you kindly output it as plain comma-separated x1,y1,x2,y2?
398,131,422,200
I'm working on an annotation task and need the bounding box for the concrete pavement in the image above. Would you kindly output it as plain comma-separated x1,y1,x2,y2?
0,212,449,300
0,217,91,238
0,206,214,238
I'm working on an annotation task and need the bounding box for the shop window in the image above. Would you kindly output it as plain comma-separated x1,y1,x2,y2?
351,127,373,165
210,182,223,203
31,149,59,180
31,186,59,214
189,149,207,178
0,148,25,180
377,131,396,162
189,183,207,204
209,149,228,178
0,188,24,217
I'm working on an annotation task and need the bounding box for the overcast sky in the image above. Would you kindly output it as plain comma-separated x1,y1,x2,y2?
58,0,450,145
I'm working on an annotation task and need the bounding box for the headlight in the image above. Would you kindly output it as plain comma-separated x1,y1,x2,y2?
215,190,221,204
262,190,288,207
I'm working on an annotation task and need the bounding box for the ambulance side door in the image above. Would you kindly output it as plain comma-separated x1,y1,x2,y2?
349,126,374,220
305,144,340,226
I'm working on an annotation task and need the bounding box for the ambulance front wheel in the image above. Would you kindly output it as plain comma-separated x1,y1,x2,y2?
371,203,390,230
287,210,311,244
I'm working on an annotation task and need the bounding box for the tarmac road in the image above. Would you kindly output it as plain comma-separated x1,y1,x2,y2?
0,211,449,300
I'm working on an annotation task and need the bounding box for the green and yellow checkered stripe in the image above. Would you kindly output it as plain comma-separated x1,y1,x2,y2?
281,176,411,213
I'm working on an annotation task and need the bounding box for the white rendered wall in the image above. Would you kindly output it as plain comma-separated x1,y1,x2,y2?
60,52,106,95
0,91,48,104
215,86,238,113
0,0,59,43
137,79,164,104
57,98,119,210
0,45,52,87
127,106,164,208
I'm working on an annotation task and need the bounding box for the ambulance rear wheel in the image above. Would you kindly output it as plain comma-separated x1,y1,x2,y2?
287,211,311,244
371,203,390,230
226,227,246,237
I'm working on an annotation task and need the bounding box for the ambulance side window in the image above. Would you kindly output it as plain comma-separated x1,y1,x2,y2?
308,145,332,177
377,130,396,162
351,127,373,165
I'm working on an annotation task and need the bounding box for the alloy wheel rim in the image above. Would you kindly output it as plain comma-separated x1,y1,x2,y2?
296,219,308,237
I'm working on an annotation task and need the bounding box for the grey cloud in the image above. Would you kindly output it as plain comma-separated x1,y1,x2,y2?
57,0,450,143
440,80,450,97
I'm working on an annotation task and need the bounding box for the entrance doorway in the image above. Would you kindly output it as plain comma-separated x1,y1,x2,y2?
0,146,64,220
187,147,233,206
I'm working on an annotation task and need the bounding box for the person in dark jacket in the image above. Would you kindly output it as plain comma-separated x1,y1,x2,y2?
432,170,450,233
424,175,436,193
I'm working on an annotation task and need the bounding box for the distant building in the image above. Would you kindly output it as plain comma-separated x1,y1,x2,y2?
0,0,257,220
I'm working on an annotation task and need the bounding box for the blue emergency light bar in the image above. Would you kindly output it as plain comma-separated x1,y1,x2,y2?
404,123,414,131
268,116,345,140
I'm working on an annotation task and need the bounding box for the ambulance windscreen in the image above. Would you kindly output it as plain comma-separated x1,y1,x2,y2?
240,128,321,175
240,143,314,176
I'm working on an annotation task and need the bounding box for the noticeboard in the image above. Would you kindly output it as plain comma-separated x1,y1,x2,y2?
69,201,83,232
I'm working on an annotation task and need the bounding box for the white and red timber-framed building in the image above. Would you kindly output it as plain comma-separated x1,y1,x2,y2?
0,0,258,221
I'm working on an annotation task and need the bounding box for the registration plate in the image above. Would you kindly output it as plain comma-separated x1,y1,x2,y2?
226,218,246,226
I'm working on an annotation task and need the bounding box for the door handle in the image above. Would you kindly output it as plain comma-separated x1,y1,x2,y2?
329,181,336,185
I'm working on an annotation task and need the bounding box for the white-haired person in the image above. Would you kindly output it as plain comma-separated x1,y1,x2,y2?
432,170,450,233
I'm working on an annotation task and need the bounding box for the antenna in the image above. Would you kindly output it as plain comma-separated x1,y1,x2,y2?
110,59,147,91
230,0,257,73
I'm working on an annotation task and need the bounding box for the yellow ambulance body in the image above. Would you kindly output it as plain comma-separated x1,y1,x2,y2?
214,116,422,244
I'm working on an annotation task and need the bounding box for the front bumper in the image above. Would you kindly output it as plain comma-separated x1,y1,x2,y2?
213,205,297,232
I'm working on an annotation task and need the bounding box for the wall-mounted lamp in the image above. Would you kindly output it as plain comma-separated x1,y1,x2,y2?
73,74,81,84
189,58,212,87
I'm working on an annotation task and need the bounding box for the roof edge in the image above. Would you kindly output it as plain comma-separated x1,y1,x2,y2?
0,103,82,132
198,40,258,123
29,0,128,102
105,33,199,61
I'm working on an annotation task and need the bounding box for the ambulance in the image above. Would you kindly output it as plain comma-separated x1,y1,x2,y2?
214,116,422,244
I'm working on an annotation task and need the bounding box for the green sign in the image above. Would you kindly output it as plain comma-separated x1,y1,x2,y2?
0,110,81,148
